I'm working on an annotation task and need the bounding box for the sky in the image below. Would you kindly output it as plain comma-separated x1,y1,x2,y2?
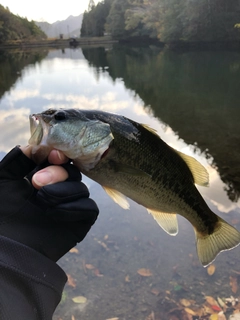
0,0,100,23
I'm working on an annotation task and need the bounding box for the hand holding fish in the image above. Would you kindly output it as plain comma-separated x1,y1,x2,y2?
20,146,69,189
28,108,240,266
0,146,99,261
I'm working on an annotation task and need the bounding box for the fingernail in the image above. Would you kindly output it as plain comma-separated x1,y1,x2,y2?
33,171,53,187
57,150,64,161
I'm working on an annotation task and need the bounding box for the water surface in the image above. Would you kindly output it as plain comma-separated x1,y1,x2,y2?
0,46,240,320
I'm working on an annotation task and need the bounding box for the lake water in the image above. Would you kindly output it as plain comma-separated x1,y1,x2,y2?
0,45,240,320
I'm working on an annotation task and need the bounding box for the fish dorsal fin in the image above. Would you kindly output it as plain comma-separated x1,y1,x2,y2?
141,124,160,137
174,150,209,187
147,209,178,236
103,186,130,209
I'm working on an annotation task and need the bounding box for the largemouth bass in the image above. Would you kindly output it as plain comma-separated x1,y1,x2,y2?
28,108,240,266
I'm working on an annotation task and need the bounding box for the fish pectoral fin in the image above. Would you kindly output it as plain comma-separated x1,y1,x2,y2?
102,186,130,209
195,217,240,267
147,209,178,236
174,149,209,187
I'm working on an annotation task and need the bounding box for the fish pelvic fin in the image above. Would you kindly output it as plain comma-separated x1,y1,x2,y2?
195,217,240,267
147,209,178,236
174,149,209,187
103,186,130,209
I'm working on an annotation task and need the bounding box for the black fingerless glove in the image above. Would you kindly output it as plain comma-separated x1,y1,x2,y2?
0,147,99,262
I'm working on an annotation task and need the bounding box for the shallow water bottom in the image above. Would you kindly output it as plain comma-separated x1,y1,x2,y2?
53,184,240,320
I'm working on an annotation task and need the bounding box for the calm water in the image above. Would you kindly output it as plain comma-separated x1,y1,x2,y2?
0,46,240,319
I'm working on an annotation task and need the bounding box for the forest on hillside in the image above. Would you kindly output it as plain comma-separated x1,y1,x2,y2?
0,5,46,43
81,0,240,43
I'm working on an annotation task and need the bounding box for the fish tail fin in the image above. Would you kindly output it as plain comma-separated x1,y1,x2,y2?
195,217,240,267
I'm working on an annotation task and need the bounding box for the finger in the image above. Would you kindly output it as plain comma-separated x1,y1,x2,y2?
48,150,69,165
32,165,69,189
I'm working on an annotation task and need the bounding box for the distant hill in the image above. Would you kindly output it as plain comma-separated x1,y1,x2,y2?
36,14,83,39
0,4,46,43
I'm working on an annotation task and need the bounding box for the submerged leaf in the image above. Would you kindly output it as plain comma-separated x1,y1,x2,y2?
137,268,153,277
207,264,216,276
180,298,191,307
69,247,79,254
184,307,197,316
205,296,220,307
72,296,87,304
230,276,238,293
67,274,76,288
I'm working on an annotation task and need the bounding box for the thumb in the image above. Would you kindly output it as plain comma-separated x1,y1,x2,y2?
32,166,69,190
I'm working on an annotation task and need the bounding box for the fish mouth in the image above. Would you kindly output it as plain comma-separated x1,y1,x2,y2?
28,114,50,146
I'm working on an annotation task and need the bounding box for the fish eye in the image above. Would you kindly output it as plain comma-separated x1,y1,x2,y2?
54,111,66,121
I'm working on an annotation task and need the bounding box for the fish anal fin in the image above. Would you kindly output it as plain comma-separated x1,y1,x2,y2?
174,149,209,187
147,209,178,236
195,217,240,267
103,186,130,209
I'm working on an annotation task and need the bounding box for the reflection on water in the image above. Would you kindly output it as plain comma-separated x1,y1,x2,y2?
0,46,240,319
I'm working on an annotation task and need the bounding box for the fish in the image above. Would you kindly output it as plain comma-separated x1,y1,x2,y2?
28,108,240,266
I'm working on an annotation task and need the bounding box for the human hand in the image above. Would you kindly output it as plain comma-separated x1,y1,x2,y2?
0,146,99,262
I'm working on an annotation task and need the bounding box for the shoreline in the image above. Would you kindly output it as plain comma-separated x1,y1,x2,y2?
0,37,118,49
1,37,240,51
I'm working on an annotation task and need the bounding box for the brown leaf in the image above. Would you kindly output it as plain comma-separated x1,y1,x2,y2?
180,299,192,307
230,275,238,293
125,275,130,282
145,311,155,320
207,264,216,276
94,268,103,277
150,288,160,296
184,308,197,316
137,268,153,277
85,264,95,270
205,296,219,307
69,247,79,254
67,274,76,288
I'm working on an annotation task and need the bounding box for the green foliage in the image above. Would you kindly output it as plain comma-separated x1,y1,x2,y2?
83,0,240,42
0,5,46,43
81,0,113,37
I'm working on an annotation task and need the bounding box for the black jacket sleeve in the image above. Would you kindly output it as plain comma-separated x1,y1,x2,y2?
0,235,67,320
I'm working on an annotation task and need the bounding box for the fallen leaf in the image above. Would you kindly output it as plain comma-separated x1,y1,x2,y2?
69,248,79,254
137,268,153,277
71,316,75,320
207,264,216,276
85,264,95,270
105,318,119,320
125,275,130,282
150,288,160,296
180,298,191,307
205,296,220,307
230,276,238,293
217,311,227,320
184,308,197,316
72,296,87,304
104,234,109,240
145,311,155,320
94,268,103,277
209,314,218,320
67,274,76,288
